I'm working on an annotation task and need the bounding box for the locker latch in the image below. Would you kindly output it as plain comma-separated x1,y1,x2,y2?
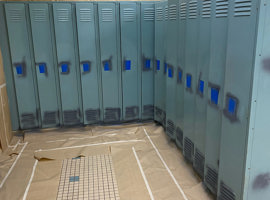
156,60,160,71
124,60,131,70
199,80,204,94
14,63,24,76
210,87,219,105
186,74,192,89
60,62,70,74
38,63,47,74
103,60,112,71
223,94,239,122
177,67,183,83
168,65,174,78
81,61,91,73
164,62,167,74
144,59,151,70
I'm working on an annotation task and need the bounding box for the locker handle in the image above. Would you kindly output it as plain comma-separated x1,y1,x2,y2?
223,93,239,122
156,59,160,71
102,59,112,71
168,65,174,78
59,62,70,74
177,67,183,83
81,61,91,73
37,63,47,74
143,59,151,71
14,63,25,76
123,60,131,71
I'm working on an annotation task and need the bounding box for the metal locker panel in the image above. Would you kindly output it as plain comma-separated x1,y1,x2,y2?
183,0,200,163
154,1,166,125
98,2,122,123
141,2,155,120
165,0,178,140
204,0,230,194
218,0,259,199
29,3,60,128
175,0,187,148
193,0,212,178
5,3,39,129
76,3,101,125
120,2,140,122
53,3,81,126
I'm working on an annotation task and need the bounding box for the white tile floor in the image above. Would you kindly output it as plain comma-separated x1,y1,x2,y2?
57,155,120,200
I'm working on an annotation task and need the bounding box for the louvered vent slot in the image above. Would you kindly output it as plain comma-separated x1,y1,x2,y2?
123,8,135,22
9,9,23,22
33,9,47,22
202,0,211,18
144,8,154,21
80,8,91,22
21,113,35,127
176,127,183,146
102,8,113,22
184,137,194,162
189,1,198,19
234,0,251,17
43,111,58,125
169,4,177,21
166,120,175,136
205,166,218,193
156,7,163,21
179,3,187,20
162,111,167,126
105,108,120,122
216,0,229,18
194,149,205,177
125,106,139,119
164,6,168,21
143,105,154,118
218,182,236,200
57,9,69,22
85,109,100,122
64,110,80,124
155,107,162,119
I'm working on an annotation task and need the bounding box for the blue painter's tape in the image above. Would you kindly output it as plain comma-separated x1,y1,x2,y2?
211,87,219,105
125,60,131,70
228,97,236,114
16,65,23,75
199,80,204,94
186,74,192,88
83,63,90,72
168,68,173,78
145,59,151,69
156,60,160,70
61,64,68,73
39,64,46,74
178,71,182,81
69,176,79,182
104,62,110,71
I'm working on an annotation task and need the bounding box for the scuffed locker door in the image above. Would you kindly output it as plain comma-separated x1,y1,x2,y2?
29,3,60,128
76,3,101,125
53,3,81,126
120,2,140,122
98,3,122,123
183,0,200,163
5,3,39,129
141,2,155,120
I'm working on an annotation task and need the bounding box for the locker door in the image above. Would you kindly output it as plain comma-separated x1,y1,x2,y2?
141,2,155,120
76,3,101,124
98,3,122,123
5,3,39,129
53,3,81,126
120,2,140,122
29,3,60,128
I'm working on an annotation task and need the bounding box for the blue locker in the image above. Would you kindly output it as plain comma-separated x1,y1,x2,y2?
5,3,40,129
29,3,61,128
98,2,122,123
53,3,81,126
76,3,101,124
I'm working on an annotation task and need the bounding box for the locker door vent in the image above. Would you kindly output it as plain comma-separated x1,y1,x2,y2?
218,182,236,200
21,113,36,128
33,9,47,22
216,0,229,18
8,9,23,22
85,109,100,122
194,149,205,177
105,108,121,122
143,105,154,118
179,3,187,20
205,166,218,193
176,127,183,146
166,120,175,136
64,110,80,124
123,8,135,22
156,7,163,21
162,111,167,126
202,0,211,18
188,1,198,19
125,106,139,120
164,6,168,21
101,8,113,22
57,9,70,22
143,8,154,21
184,137,194,162
234,0,251,17
43,111,58,125
79,8,92,22
169,4,177,21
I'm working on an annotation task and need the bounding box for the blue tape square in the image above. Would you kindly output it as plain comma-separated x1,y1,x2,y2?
145,59,150,69
168,68,173,78
199,80,204,94
186,74,192,88
39,64,46,74
164,63,167,73
61,64,68,73
178,70,182,81
211,87,219,105
16,65,23,75
104,62,110,71
228,97,236,114
69,176,79,182
125,60,131,70
156,60,160,70
83,63,90,72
